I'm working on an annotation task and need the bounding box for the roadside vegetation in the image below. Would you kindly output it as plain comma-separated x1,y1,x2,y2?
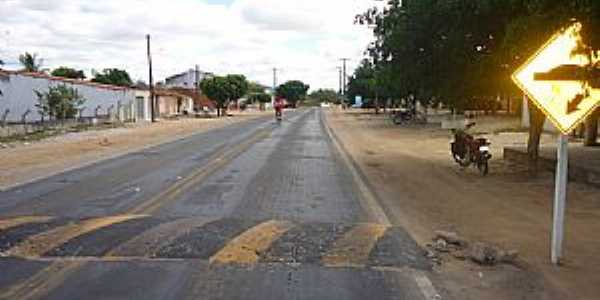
353,0,600,170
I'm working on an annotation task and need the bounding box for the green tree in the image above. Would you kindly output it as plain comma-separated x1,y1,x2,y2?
309,89,341,104
249,92,272,110
35,84,86,121
200,76,232,117
226,74,249,108
276,80,310,108
19,52,43,72
92,68,133,87
358,0,600,169
51,67,86,79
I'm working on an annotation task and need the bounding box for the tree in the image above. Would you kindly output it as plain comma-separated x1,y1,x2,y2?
35,84,86,121
51,67,86,80
226,74,249,108
276,80,309,108
309,89,341,104
249,92,272,110
19,52,43,72
92,68,133,87
357,0,600,170
200,76,232,117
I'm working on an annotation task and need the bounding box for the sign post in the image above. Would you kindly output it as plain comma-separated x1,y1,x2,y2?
512,22,600,265
551,134,568,264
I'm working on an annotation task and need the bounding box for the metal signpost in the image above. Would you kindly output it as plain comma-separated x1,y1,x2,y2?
512,22,600,265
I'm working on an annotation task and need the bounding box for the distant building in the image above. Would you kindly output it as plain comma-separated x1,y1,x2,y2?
164,69,213,89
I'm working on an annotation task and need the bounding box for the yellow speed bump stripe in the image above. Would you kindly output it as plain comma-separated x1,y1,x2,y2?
209,220,295,265
321,223,388,268
0,216,54,231
6,215,147,258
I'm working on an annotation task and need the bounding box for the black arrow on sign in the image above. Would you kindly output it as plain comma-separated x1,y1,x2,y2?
566,93,585,114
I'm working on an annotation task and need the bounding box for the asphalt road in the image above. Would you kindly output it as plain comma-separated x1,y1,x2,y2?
0,108,439,300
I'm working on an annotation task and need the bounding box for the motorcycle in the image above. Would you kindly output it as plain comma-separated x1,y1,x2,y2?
450,122,492,175
391,108,426,125
275,110,282,122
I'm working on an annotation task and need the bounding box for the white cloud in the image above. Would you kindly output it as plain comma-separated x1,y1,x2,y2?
0,0,375,90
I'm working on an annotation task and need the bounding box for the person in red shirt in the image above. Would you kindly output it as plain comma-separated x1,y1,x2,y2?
274,96,285,121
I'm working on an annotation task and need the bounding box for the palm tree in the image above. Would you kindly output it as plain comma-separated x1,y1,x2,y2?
19,52,43,72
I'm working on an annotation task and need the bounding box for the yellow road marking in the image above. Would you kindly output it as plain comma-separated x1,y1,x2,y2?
130,129,270,215
321,223,388,268
6,215,146,258
210,220,295,265
0,216,54,231
0,260,85,300
1,128,272,299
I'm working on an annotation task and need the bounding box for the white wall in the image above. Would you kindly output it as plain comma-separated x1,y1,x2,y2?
0,72,136,122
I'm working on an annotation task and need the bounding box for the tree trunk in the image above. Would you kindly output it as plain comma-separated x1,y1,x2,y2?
527,97,546,174
375,97,380,115
584,109,599,146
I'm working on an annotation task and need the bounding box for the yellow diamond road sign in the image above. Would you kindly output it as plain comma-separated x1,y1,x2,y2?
512,22,600,134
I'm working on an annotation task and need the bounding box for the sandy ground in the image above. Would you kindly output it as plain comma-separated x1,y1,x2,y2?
0,111,271,190
327,109,600,300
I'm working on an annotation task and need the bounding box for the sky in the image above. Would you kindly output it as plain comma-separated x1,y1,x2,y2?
0,0,379,90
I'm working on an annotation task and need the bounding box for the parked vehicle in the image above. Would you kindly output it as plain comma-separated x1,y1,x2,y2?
450,122,492,175
391,108,426,125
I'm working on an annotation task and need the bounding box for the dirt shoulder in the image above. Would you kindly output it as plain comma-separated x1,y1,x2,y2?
0,111,270,190
326,109,599,300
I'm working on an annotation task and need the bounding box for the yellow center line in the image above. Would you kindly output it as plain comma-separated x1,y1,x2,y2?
1,128,272,300
129,129,270,215
6,215,147,258
0,216,54,231
321,223,388,268
210,220,295,266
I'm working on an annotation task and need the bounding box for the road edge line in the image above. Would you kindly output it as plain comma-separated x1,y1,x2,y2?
321,110,391,226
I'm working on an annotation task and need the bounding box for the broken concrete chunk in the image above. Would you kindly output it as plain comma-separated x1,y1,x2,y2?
434,230,468,247
469,242,499,265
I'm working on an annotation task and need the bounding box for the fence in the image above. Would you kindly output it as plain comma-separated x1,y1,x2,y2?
0,101,137,138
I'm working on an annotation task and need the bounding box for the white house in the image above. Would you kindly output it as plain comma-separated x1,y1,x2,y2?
164,69,213,89
0,70,139,123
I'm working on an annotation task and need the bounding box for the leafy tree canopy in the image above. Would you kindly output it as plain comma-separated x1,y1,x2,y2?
91,68,133,87
276,80,310,107
309,89,342,104
356,0,600,110
51,67,86,80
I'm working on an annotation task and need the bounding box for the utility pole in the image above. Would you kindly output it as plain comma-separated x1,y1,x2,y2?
272,68,278,105
340,58,350,95
273,68,278,91
336,67,343,94
195,64,200,92
147,34,156,123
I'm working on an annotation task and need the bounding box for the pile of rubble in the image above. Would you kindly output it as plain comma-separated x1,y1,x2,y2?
425,230,519,266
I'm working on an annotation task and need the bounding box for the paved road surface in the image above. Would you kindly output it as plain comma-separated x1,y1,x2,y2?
0,108,439,300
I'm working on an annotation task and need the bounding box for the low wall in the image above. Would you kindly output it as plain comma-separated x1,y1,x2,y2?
504,147,600,187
